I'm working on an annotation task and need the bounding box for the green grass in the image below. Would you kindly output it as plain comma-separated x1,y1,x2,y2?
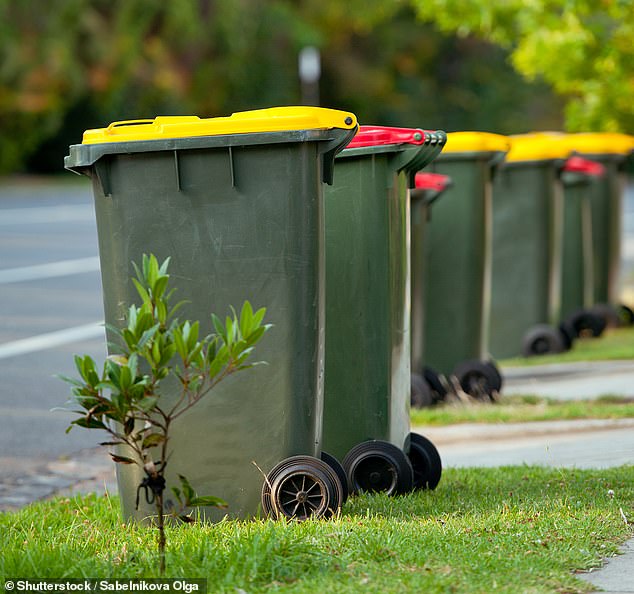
500,326,634,367
411,395,634,426
2,467,634,593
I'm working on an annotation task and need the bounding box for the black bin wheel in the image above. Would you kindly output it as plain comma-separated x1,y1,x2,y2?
589,303,621,328
320,450,349,504
411,373,433,408
565,308,607,338
261,455,343,520
424,366,447,402
521,324,565,357
452,359,501,400
407,432,442,491
558,320,576,351
342,440,413,496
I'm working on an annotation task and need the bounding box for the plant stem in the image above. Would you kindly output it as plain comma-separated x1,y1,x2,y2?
155,489,166,576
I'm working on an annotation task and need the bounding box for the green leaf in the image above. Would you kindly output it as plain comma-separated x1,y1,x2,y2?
157,256,171,276
137,323,160,350
142,432,165,448
72,417,107,430
132,278,151,305
136,395,159,412
149,338,160,365
127,353,139,379
252,306,267,328
208,345,230,377
145,254,158,287
159,342,177,367
225,316,236,344
119,365,132,392
245,325,268,347
156,300,168,325
153,275,169,299
173,326,187,360
104,323,124,339
189,496,228,509
110,453,136,464
56,373,84,388
178,474,196,505
187,321,200,351
205,336,219,364
171,486,183,505
239,300,254,337
211,313,225,339
235,346,255,365
105,359,123,386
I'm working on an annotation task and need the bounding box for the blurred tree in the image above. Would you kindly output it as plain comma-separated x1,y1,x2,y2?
312,6,563,133
1,0,563,173
410,0,634,132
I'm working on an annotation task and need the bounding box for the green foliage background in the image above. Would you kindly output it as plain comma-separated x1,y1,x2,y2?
2,0,630,174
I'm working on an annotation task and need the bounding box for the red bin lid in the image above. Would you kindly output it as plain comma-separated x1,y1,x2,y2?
346,125,426,148
415,172,452,192
563,156,605,177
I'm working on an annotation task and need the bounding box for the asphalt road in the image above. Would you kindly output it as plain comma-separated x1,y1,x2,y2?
0,176,107,478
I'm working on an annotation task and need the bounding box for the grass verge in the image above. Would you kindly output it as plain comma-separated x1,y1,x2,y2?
2,467,633,593
411,395,634,426
499,326,634,367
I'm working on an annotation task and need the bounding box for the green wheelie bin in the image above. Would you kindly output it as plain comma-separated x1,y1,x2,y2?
559,154,607,337
321,125,445,495
420,132,509,399
64,106,357,522
410,171,453,407
564,133,634,325
489,134,573,358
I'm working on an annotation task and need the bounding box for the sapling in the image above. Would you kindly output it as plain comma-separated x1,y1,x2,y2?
61,254,270,574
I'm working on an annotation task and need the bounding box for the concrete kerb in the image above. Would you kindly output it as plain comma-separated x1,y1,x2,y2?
414,417,634,446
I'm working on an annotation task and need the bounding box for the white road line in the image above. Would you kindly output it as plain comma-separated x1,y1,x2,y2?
0,257,100,284
0,205,94,225
0,322,105,359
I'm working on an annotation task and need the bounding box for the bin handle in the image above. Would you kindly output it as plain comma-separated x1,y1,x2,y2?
347,125,426,149
106,119,155,132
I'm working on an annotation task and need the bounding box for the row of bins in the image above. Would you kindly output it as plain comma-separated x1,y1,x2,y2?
65,107,446,521
65,107,633,521
412,131,633,404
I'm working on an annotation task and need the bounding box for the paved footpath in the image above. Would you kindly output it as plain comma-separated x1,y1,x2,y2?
502,359,634,400
0,446,116,511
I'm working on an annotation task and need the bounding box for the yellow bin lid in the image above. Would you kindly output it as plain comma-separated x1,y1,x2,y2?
564,133,634,156
443,131,510,154
81,106,358,144
506,133,573,162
